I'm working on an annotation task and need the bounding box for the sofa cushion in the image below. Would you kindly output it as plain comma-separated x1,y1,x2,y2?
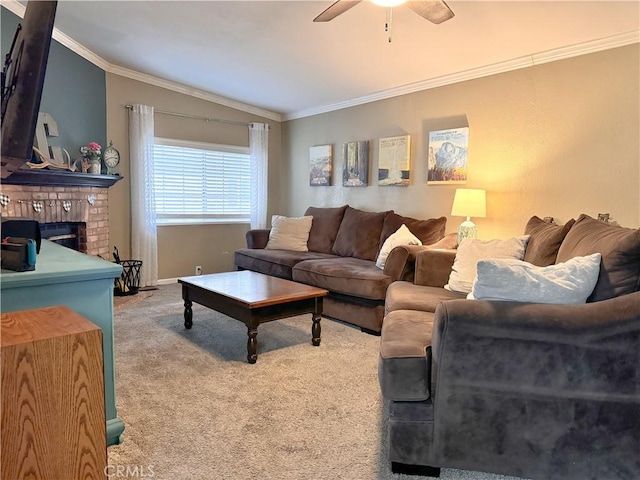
332,206,390,261
378,310,434,401
265,215,313,251
234,248,335,280
304,205,348,254
446,236,530,294
385,281,465,315
468,254,602,304
523,216,575,267
556,214,640,301
376,224,421,269
380,213,447,248
293,257,391,300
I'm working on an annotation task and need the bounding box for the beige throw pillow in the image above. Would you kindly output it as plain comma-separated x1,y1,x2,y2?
445,235,530,294
376,224,422,269
468,254,602,304
265,215,313,251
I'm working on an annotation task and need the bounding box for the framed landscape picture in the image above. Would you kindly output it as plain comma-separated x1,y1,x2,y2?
378,135,410,186
343,140,369,187
309,144,332,186
427,127,469,184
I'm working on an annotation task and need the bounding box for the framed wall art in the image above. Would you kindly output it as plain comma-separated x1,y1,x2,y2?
378,135,410,186
343,140,369,187
427,127,469,184
309,144,332,186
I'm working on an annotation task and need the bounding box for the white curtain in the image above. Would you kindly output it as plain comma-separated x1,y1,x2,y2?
249,122,269,229
129,104,158,287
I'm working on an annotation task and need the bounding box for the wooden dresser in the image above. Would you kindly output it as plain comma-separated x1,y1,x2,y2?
1,306,107,479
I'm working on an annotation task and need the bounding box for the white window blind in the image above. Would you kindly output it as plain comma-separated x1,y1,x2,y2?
153,138,250,225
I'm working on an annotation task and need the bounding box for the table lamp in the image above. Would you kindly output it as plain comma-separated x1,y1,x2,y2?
451,188,486,244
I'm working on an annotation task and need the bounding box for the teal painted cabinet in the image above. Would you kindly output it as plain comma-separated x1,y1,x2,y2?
1,240,124,446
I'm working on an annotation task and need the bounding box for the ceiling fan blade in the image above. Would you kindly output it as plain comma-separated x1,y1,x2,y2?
314,0,362,22
406,0,455,24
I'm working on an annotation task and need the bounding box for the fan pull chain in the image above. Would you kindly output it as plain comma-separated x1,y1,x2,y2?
385,7,393,43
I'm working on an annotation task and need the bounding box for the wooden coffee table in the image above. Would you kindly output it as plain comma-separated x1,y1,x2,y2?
178,271,328,363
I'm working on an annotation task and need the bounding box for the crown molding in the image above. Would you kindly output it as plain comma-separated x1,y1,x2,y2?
0,0,282,122
284,29,640,121
530,29,640,66
0,1,24,17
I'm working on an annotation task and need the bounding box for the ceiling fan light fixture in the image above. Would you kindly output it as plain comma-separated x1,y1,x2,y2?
314,0,454,25
371,0,406,7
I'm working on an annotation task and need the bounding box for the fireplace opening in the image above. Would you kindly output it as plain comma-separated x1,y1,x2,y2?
40,222,86,252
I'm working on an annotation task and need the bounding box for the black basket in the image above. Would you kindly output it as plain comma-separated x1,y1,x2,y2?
114,260,143,296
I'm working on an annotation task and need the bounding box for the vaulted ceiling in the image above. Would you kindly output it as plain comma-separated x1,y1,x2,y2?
7,1,640,120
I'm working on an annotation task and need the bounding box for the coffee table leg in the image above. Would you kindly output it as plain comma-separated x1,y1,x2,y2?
312,313,321,346
247,327,258,364
184,299,193,329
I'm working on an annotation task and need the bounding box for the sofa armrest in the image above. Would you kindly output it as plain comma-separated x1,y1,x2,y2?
432,291,640,399
384,233,458,283
428,292,640,476
245,229,270,249
383,244,429,282
414,249,457,287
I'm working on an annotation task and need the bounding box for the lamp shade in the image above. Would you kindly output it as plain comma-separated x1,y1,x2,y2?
451,188,486,218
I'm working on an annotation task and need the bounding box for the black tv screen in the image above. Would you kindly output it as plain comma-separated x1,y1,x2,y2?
1,1,57,179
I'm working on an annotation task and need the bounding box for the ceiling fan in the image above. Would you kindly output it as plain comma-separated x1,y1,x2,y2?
313,0,455,25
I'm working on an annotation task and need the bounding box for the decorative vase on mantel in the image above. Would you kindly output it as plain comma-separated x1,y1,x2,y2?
87,154,102,174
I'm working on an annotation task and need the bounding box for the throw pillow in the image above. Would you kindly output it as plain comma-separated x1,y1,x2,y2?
375,224,422,269
468,253,602,304
446,235,530,294
523,216,575,267
304,205,348,253
556,214,640,301
332,207,390,261
379,213,447,248
265,215,313,252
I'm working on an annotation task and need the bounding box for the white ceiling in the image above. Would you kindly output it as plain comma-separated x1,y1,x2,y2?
6,1,640,121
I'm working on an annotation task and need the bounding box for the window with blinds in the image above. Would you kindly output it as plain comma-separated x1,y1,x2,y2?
153,138,250,225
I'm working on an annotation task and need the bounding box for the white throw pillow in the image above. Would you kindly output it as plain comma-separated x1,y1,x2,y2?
376,224,422,269
468,253,602,304
265,215,313,252
446,236,530,294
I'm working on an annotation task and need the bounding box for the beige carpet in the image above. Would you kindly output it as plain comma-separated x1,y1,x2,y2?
107,283,523,480
114,292,153,310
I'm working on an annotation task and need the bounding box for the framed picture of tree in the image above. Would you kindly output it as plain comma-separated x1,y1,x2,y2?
343,140,369,187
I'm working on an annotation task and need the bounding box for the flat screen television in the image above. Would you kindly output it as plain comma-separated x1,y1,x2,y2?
1,1,57,179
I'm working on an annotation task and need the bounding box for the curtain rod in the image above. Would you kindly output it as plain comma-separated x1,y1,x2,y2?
124,104,253,127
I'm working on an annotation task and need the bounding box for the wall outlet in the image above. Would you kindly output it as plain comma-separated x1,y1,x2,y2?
195,266,202,276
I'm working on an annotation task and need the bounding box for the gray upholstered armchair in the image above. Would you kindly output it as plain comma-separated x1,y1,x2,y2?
385,291,640,479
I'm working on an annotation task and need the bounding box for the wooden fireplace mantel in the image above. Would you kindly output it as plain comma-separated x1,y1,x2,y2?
2,169,123,188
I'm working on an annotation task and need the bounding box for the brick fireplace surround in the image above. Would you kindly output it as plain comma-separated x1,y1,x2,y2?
1,184,109,258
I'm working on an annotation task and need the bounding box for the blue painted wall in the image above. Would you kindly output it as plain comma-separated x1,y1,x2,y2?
1,6,106,161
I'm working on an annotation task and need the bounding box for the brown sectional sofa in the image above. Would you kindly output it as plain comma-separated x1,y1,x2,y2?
378,214,640,479
234,205,454,333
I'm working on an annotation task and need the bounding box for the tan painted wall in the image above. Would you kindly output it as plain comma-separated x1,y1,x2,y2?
105,74,282,279
282,45,640,239
105,44,638,280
